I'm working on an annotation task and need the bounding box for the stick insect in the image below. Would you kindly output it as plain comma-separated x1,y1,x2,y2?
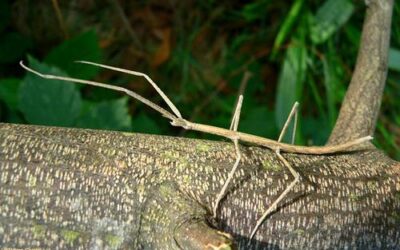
20,60,372,240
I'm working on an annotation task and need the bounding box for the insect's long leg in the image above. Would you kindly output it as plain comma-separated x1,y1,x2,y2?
277,102,299,144
229,95,243,131
19,61,177,121
249,102,300,241
249,148,300,240
213,95,243,217
75,60,182,119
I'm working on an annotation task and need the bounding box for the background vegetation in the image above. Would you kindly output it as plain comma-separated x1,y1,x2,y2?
0,0,399,159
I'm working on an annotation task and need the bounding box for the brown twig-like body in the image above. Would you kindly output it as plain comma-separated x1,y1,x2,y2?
19,61,372,156
172,118,372,154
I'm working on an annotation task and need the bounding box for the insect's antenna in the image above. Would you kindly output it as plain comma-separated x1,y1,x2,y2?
19,61,177,121
75,60,182,119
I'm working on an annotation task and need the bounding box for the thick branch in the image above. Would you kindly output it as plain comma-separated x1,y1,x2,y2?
328,0,394,144
1,123,399,249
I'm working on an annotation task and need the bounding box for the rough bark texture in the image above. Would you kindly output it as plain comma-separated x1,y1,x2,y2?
328,0,393,144
1,123,399,249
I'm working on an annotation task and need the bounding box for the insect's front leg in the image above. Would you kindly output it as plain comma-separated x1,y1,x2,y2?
213,95,244,217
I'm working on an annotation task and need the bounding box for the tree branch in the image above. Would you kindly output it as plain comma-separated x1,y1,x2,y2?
0,123,399,249
328,0,394,144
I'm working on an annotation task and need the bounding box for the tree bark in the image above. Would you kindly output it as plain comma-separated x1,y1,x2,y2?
328,0,393,144
0,123,399,249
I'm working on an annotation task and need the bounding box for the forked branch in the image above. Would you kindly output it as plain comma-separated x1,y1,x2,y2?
328,0,394,144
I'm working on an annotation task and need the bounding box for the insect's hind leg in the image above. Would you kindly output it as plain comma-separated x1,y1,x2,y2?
213,95,243,217
249,148,300,240
249,102,301,241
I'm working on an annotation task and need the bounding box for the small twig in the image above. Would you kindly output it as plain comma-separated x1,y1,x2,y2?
231,71,252,120
237,71,252,96
108,0,142,49
50,0,69,39
180,79,227,136
182,71,251,136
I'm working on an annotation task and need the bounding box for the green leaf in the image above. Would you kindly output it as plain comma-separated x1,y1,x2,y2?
76,97,132,131
0,78,21,110
19,57,82,126
132,112,162,134
275,43,307,142
388,47,400,72
271,0,304,57
44,31,102,80
0,32,32,64
322,57,338,127
310,0,354,44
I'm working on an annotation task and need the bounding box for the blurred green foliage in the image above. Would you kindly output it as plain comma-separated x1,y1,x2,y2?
19,57,82,127
0,0,399,159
